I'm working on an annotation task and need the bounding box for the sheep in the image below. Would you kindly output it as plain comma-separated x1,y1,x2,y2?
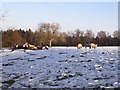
90,43,98,48
11,44,28,51
77,44,83,49
23,42,37,50
28,44,37,50
23,42,29,48
42,45,49,50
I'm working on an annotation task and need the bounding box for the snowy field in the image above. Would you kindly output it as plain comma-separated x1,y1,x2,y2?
0,46,119,89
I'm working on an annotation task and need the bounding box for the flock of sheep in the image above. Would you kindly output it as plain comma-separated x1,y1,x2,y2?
11,42,98,51
11,42,49,51
77,43,98,49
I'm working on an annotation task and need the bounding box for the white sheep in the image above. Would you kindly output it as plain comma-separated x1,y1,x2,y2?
28,44,37,50
90,43,98,48
77,44,83,49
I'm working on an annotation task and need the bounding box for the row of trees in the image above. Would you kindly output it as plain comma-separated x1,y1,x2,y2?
1,22,120,47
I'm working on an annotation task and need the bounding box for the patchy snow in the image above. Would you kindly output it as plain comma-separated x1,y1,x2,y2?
1,46,119,89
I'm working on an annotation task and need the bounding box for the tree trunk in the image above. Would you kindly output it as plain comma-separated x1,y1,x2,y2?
49,39,53,47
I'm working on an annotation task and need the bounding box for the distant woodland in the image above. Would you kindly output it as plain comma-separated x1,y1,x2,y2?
1,23,120,47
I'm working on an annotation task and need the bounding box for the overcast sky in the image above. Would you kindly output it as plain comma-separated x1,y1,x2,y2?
1,2,118,34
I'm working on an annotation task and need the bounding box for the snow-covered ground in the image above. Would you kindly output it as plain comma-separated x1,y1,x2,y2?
1,46,119,89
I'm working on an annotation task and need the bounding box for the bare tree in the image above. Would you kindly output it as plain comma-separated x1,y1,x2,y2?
0,9,8,48
38,22,60,47
84,29,94,44
75,29,84,37
113,30,120,38
97,31,107,38
96,31,108,46
74,29,84,45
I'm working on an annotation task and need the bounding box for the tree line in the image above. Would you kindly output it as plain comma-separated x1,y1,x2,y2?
1,22,120,47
